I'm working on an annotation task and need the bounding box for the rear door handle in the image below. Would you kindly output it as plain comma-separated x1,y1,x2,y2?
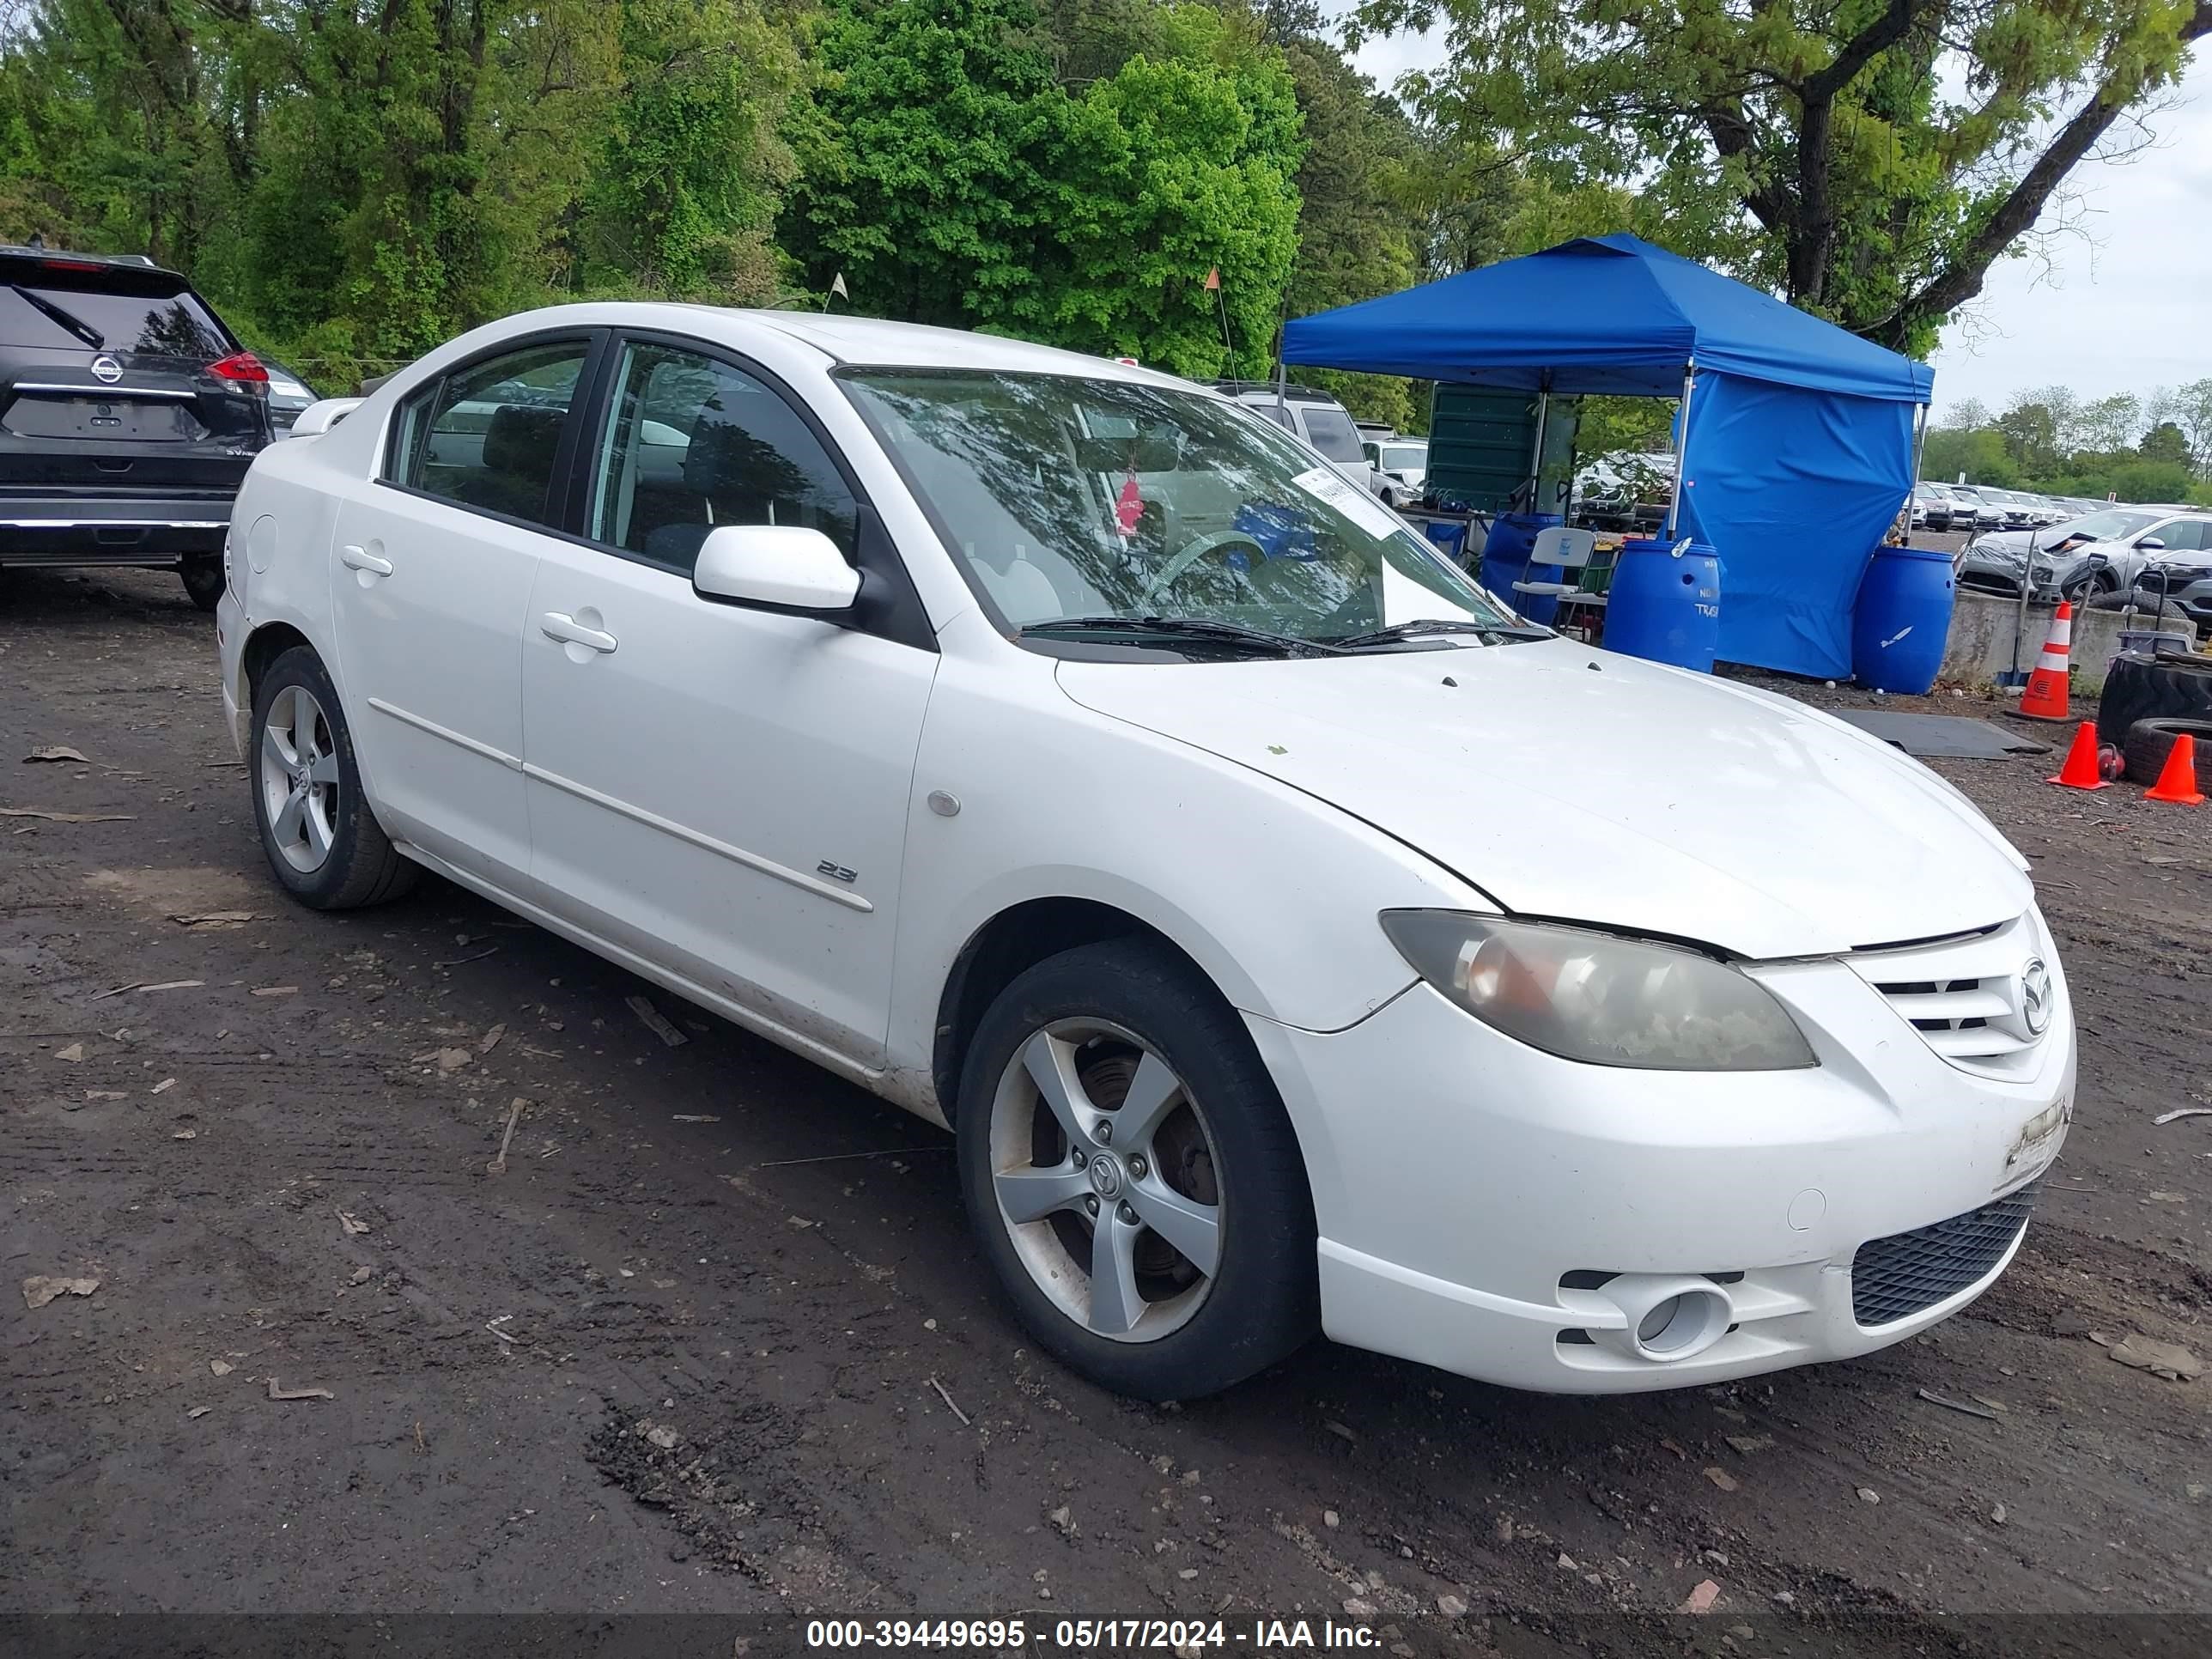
340,544,392,577
540,611,617,653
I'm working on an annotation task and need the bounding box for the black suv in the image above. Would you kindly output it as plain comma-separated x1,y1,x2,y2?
0,243,272,609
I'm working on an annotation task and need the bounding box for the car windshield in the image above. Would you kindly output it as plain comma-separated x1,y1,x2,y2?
1381,443,1426,471
841,368,1521,649
2052,510,2158,543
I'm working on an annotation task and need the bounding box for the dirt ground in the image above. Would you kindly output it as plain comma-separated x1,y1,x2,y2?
3,567,2209,1655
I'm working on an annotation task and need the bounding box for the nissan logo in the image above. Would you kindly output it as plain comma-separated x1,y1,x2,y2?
2021,959,2052,1036
90,355,124,384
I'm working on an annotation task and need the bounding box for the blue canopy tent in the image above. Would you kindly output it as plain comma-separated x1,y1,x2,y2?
1279,234,1935,678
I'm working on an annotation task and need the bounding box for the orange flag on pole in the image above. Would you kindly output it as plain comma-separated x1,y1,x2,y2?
1203,267,1220,291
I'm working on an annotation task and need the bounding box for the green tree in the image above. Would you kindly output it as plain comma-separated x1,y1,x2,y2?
578,0,800,301
2139,421,2190,466
783,0,1304,376
1352,0,2212,351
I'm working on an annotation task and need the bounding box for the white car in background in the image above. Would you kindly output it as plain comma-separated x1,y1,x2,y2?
1216,380,1386,499
1361,435,1429,507
214,305,2073,1401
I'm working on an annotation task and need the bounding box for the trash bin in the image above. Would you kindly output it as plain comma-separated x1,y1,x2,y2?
1605,538,1722,673
1851,545,1955,695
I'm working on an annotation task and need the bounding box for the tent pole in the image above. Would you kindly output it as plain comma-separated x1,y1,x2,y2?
1528,387,1550,514
1664,362,1696,540
1273,359,1288,422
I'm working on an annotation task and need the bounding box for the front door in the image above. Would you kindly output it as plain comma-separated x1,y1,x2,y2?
329,334,598,890
520,337,936,1065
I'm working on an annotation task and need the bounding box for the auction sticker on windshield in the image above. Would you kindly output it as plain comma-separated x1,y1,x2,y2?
1291,464,1403,541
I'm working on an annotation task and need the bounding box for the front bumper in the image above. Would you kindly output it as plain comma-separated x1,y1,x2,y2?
0,493,234,562
1248,915,2075,1394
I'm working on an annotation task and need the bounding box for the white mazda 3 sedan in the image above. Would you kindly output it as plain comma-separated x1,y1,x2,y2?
214,305,2075,1401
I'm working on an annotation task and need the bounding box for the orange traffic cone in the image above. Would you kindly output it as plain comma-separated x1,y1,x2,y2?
2017,603,2074,721
2144,734,2204,805
2046,721,2109,790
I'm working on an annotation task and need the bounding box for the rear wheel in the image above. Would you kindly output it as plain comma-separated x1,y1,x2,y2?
955,939,1317,1400
249,646,416,909
180,555,225,611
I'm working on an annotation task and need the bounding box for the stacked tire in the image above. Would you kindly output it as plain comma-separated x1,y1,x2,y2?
2098,651,2212,784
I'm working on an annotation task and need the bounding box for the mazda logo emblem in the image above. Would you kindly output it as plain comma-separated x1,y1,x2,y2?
90,355,124,385
2021,959,2051,1036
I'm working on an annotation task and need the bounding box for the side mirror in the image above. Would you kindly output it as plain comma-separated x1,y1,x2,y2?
693,524,860,612
289,398,362,437
2136,538,2166,552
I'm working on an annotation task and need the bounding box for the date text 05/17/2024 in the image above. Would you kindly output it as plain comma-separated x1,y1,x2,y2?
803,1618,1387,1650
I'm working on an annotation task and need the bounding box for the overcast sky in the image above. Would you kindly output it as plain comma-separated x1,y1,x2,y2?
1344,26,2212,422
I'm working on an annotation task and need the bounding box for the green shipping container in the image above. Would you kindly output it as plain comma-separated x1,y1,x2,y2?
1424,386,1579,514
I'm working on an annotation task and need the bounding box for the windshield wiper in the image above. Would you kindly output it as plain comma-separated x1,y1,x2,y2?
1021,614,1348,657
10,284,104,349
1324,617,1553,648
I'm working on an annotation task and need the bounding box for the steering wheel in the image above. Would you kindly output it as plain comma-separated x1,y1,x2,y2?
1138,530,1271,610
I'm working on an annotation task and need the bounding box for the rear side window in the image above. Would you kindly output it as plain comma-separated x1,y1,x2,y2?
387,341,592,530
1299,404,1364,462
0,282,230,360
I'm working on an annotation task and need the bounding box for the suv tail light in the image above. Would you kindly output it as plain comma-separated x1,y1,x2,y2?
207,351,270,386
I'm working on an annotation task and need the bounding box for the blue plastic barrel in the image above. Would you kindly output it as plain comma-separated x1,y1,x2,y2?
1851,545,1955,694
1479,512,1564,624
1605,539,1722,672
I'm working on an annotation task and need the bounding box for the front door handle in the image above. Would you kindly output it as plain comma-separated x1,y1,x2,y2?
340,544,392,577
540,611,617,654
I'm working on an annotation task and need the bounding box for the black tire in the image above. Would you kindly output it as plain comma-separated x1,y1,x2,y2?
2098,651,2212,744
179,555,225,611
2123,717,2212,787
955,939,1317,1400
248,645,417,909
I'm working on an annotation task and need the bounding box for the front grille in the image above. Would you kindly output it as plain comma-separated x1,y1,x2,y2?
1846,912,2049,1079
1850,1182,2039,1327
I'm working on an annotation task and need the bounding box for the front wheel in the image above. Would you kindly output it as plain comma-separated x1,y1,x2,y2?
956,940,1317,1400
249,645,417,909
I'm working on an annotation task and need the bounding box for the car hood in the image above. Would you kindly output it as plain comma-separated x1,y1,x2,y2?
1056,641,2033,959
1970,529,2113,560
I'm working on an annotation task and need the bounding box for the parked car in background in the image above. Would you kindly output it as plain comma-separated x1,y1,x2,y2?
215,302,2073,1403
1958,507,2212,599
2133,553,2212,630
261,357,320,433
1362,434,1428,506
1216,380,1384,498
1911,483,1960,530
1942,484,2007,531
0,241,272,608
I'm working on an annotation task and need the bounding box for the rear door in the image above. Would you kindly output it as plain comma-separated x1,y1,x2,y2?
0,255,267,506
328,332,599,892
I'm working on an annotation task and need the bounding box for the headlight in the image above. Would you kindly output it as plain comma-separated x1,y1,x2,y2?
1379,912,1818,1071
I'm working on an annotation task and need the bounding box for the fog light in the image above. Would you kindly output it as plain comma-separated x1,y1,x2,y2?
1589,1274,1735,1364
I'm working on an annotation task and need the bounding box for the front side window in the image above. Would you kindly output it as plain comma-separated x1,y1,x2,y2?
841,368,1519,649
587,341,858,575
2146,519,2206,552
389,341,590,528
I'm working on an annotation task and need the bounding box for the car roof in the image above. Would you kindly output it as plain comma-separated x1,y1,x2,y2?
701,308,1191,389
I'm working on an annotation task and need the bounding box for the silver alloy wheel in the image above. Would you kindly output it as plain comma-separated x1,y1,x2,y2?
258,683,341,873
989,1018,1223,1343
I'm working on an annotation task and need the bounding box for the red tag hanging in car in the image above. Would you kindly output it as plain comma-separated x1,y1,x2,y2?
1114,468,1144,538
